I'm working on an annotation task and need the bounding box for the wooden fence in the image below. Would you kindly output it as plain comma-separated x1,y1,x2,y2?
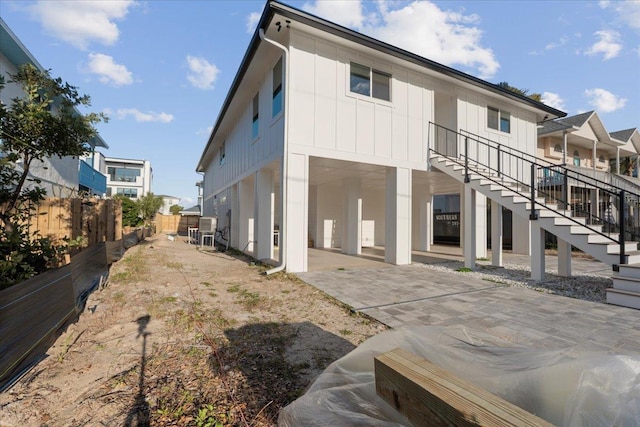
27,198,122,246
155,213,200,235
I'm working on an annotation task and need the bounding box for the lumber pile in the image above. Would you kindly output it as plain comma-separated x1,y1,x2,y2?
375,348,555,427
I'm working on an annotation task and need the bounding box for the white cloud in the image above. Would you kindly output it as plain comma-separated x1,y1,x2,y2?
86,53,133,87
584,88,627,113
303,0,364,28
112,108,174,123
246,11,261,33
27,0,135,49
585,30,622,60
186,56,220,90
613,0,640,30
541,92,566,111
196,126,214,137
303,1,499,79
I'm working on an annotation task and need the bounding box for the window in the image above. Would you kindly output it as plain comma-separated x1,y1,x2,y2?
488,106,511,133
553,144,563,153
116,188,138,198
272,57,283,117
599,155,605,163
107,167,140,182
573,150,580,166
219,141,226,166
349,62,391,101
252,93,259,139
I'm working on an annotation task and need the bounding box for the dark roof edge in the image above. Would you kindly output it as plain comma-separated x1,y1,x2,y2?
196,0,567,171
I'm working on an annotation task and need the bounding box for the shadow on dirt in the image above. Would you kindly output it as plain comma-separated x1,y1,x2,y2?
124,314,151,427
217,321,356,424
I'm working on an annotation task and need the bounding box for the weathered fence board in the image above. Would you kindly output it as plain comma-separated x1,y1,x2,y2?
156,213,200,235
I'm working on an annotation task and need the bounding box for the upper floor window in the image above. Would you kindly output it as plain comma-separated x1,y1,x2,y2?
272,57,283,117
488,106,510,133
599,155,605,163
108,167,140,182
573,150,580,166
349,62,391,101
219,141,226,166
252,93,259,139
554,144,562,153
116,187,138,198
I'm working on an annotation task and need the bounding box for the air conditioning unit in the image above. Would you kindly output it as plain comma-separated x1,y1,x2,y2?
199,217,217,234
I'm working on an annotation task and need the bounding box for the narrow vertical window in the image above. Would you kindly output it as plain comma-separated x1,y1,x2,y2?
252,93,259,139
219,141,226,166
487,107,499,130
499,111,510,133
573,150,580,166
372,70,390,101
272,57,283,117
350,63,371,96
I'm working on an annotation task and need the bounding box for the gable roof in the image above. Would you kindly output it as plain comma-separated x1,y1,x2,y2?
611,128,637,142
538,110,619,147
197,0,566,171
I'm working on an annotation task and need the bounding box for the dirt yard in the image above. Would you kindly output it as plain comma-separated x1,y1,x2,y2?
0,234,386,426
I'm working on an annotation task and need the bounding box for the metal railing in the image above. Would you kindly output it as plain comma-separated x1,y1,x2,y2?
428,122,640,266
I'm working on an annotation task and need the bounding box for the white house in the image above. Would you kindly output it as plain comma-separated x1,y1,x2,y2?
197,1,640,310
0,18,108,198
196,0,565,275
105,157,152,200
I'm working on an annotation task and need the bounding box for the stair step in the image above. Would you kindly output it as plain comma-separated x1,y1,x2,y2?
612,276,640,293
616,264,640,279
591,241,639,254
587,233,619,243
606,288,640,310
554,217,586,226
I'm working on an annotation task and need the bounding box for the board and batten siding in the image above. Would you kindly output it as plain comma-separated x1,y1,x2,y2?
287,31,434,170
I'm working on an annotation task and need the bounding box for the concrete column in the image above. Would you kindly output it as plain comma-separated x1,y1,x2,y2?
512,214,531,255
231,184,240,248
463,185,476,269
342,178,362,255
413,189,431,252
476,193,487,259
592,140,597,171
238,176,255,254
590,188,599,223
558,238,572,277
531,221,545,281
562,131,568,165
285,152,309,272
255,169,274,260
385,167,412,265
491,199,503,267
616,147,620,174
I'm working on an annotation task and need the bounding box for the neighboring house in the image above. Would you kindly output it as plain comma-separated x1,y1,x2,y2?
105,157,152,200
180,205,201,216
196,180,204,215
0,18,108,198
196,1,564,274
158,195,181,215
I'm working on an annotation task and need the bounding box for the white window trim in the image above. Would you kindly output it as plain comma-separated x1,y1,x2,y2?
487,105,511,134
346,60,393,105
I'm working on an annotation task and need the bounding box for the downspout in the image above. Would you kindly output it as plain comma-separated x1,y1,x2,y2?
259,27,289,275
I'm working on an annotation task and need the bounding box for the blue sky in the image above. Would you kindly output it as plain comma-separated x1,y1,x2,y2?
2,0,638,206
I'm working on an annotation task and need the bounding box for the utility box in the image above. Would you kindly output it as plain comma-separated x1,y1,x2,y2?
199,217,217,234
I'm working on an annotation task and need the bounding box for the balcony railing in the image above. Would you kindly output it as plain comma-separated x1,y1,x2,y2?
79,161,107,194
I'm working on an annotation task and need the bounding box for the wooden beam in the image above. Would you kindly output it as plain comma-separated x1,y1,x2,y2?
375,348,556,427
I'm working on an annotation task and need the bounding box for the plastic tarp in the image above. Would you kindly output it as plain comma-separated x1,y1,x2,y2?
279,326,640,427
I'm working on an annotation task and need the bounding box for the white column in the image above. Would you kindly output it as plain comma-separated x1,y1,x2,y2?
231,184,240,248
616,147,620,174
285,153,308,273
530,221,545,281
476,193,487,259
255,169,274,260
491,199,503,267
562,131,568,165
463,185,476,269
413,189,431,252
342,178,362,255
557,238,572,277
592,140,597,171
238,176,254,254
512,213,531,255
385,167,412,265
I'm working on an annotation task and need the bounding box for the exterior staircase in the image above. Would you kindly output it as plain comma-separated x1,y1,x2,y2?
428,123,640,310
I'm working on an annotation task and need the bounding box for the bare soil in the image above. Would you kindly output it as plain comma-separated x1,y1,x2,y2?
0,234,387,426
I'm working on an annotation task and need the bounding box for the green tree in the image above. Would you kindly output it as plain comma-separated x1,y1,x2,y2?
137,193,163,226
0,64,107,288
114,194,142,227
169,204,184,215
496,81,542,102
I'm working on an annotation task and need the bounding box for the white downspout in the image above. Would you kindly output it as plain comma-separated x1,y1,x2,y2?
260,28,289,275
